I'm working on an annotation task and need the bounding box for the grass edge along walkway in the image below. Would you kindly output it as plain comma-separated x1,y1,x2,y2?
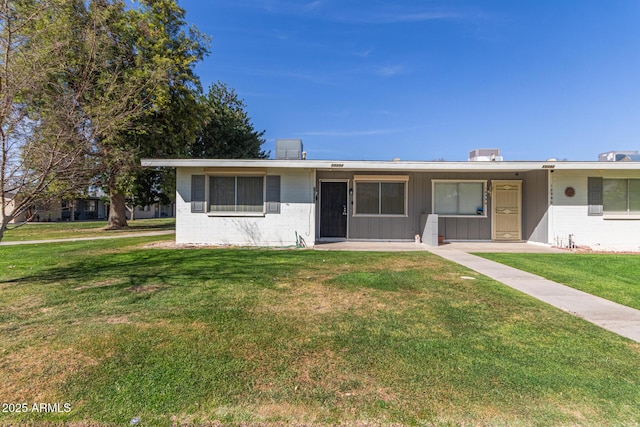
0,230,174,245
426,246,640,342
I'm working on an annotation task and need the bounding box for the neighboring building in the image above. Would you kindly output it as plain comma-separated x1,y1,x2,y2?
142,140,640,252
5,192,28,223
7,197,108,223
125,202,176,220
7,195,174,223
60,197,108,221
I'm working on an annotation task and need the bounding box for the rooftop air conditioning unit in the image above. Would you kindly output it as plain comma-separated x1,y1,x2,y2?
468,148,503,162
275,139,304,160
598,150,639,162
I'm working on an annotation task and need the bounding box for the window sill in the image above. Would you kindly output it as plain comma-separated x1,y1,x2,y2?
436,214,488,219
353,214,408,218
603,214,640,220
207,212,265,217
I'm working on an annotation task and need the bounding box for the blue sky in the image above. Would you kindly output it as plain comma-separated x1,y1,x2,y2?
178,0,640,161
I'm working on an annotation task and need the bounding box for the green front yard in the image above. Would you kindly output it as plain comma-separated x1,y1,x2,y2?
1,218,175,242
1,237,639,426
477,253,640,311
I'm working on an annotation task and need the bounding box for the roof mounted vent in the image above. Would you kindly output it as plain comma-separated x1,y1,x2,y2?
275,139,304,160
469,148,503,162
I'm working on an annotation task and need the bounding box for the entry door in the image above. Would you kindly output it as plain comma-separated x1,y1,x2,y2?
492,180,522,241
320,181,348,238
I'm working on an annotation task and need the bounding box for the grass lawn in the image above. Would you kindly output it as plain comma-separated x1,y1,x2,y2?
1,217,175,242
1,237,639,426
477,253,640,311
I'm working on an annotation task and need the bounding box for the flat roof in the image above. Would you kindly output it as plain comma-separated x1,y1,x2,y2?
141,158,640,172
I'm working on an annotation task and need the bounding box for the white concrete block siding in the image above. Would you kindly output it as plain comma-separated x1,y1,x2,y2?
550,170,640,251
175,167,316,246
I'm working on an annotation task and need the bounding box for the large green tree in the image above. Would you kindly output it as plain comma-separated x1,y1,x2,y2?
0,0,110,241
127,81,267,221
190,82,268,159
2,0,268,238
87,0,209,229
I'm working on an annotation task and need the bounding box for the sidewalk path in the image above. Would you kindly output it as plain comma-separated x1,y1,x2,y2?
427,246,640,342
0,230,174,246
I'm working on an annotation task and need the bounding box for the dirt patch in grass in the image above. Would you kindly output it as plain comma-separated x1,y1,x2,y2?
253,255,438,319
126,284,164,294
11,294,46,311
103,316,131,324
264,280,384,317
261,253,445,315
253,402,320,424
73,278,124,291
0,345,97,402
294,349,398,404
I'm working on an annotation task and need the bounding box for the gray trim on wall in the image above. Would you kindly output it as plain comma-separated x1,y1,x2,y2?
587,177,604,216
191,175,206,213
266,175,281,214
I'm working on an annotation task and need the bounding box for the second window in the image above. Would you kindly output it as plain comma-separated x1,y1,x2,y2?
354,177,407,216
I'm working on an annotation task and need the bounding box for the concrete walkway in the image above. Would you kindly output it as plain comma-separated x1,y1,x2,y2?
427,245,640,342
0,230,174,246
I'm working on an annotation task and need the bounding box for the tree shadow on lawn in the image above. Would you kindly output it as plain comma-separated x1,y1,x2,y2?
4,248,320,291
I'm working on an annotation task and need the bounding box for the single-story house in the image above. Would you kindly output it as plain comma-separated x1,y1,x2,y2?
5,194,108,223
61,197,108,221
4,192,28,223
142,141,640,252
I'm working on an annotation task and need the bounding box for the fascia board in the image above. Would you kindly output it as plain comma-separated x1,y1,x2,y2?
141,158,640,172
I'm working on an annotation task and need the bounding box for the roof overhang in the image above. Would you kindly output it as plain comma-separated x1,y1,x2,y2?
141,158,640,173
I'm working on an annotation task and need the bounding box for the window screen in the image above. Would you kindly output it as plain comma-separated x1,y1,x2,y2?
355,180,406,215
434,181,485,216
209,176,264,213
603,178,640,215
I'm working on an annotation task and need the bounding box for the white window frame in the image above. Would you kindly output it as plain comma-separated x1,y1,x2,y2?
432,179,487,218
353,175,409,217
207,171,266,217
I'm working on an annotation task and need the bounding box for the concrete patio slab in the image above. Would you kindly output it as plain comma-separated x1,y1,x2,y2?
314,240,567,253
434,241,568,253
314,241,427,251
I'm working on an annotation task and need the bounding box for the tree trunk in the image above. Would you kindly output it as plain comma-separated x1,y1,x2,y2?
0,218,6,243
126,205,135,221
108,191,128,229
